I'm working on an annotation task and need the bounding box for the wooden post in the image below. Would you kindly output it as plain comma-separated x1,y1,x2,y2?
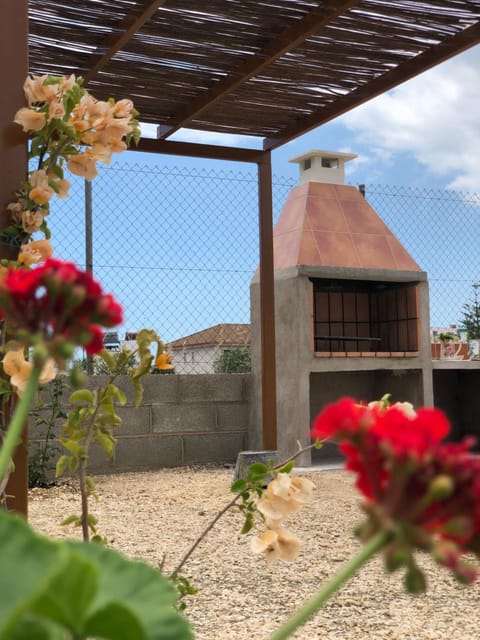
0,0,29,516
257,152,277,450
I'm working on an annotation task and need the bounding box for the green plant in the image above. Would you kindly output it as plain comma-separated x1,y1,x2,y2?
28,375,69,487
92,349,138,375
57,329,163,542
460,283,480,340
213,346,251,373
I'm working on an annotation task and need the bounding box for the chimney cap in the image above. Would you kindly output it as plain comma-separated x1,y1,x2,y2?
289,149,357,185
288,149,357,164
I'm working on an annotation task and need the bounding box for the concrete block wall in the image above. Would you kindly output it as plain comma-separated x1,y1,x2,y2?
29,374,250,474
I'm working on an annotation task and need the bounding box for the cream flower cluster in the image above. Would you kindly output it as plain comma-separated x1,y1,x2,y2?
6,74,139,242
251,472,315,564
2,347,56,396
368,399,416,418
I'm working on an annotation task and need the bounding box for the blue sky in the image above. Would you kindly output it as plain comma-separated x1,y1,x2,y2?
123,43,480,192
51,44,480,342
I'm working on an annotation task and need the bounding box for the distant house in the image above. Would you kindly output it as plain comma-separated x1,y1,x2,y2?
167,323,251,374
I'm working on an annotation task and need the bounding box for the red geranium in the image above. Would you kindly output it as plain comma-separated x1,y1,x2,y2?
311,397,480,587
0,258,123,358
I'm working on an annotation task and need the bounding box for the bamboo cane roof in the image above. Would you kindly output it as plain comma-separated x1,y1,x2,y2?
28,1,480,153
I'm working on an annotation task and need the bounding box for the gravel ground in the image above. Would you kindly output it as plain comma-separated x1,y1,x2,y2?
29,466,480,640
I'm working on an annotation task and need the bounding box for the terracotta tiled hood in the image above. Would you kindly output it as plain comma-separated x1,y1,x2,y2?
273,150,420,272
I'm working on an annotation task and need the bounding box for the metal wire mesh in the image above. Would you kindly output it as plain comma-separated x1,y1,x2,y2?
364,185,480,329
47,162,480,372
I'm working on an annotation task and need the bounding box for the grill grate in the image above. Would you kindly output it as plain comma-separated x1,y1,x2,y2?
312,279,419,355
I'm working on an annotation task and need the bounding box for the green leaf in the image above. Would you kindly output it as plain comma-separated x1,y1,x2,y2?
55,455,70,478
0,512,68,638
131,377,144,408
108,383,127,406
99,349,116,371
68,541,193,640
230,478,247,493
240,514,254,535
70,389,95,405
277,461,294,474
60,515,81,527
94,431,115,457
8,616,67,640
29,550,97,632
0,512,192,640
248,462,269,475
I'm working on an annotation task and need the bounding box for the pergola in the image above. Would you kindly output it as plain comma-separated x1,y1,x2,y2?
2,0,480,514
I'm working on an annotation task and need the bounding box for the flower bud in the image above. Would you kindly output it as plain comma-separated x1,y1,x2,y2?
440,516,473,539
404,564,426,593
428,475,454,500
51,339,75,360
69,365,87,389
384,546,410,573
32,343,49,370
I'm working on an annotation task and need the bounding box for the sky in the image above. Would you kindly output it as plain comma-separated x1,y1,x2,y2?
128,43,480,192
51,43,480,343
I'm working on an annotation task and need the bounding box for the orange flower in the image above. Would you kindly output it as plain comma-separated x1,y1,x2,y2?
155,352,174,370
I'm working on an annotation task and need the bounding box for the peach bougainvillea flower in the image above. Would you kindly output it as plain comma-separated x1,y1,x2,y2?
0,258,123,362
21,210,44,234
251,526,302,565
256,473,315,523
13,107,46,132
18,239,54,266
4,74,140,247
50,177,71,199
311,397,480,587
67,154,98,181
29,170,55,206
2,348,57,396
251,472,315,563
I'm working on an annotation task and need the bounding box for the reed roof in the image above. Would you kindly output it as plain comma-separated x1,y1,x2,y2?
28,1,480,153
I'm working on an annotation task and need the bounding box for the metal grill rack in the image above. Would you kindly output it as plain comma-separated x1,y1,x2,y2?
312,278,419,355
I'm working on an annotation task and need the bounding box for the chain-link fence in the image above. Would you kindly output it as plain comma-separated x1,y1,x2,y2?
48,161,480,373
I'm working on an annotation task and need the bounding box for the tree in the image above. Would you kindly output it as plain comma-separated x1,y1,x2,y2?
214,347,251,373
460,283,480,339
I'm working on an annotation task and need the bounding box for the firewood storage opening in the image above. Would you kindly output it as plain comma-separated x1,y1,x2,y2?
312,278,420,356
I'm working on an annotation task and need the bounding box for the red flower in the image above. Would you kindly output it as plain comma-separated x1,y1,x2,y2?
85,325,105,355
0,258,123,359
311,398,371,440
371,406,450,459
311,397,480,587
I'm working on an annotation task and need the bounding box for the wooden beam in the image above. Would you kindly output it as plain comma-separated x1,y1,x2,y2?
159,0,361,139
1,0,29,517
82,0,168,85
135,137,265,163
257,153,277,450
264,21,480,151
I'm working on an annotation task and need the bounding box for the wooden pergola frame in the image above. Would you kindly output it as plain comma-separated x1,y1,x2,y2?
2,0,480,515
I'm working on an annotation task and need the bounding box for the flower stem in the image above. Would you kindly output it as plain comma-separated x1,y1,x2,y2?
0,367,41,487
267,530,391,640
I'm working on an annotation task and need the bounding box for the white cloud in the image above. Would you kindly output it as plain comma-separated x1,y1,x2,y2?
339,46,480,192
